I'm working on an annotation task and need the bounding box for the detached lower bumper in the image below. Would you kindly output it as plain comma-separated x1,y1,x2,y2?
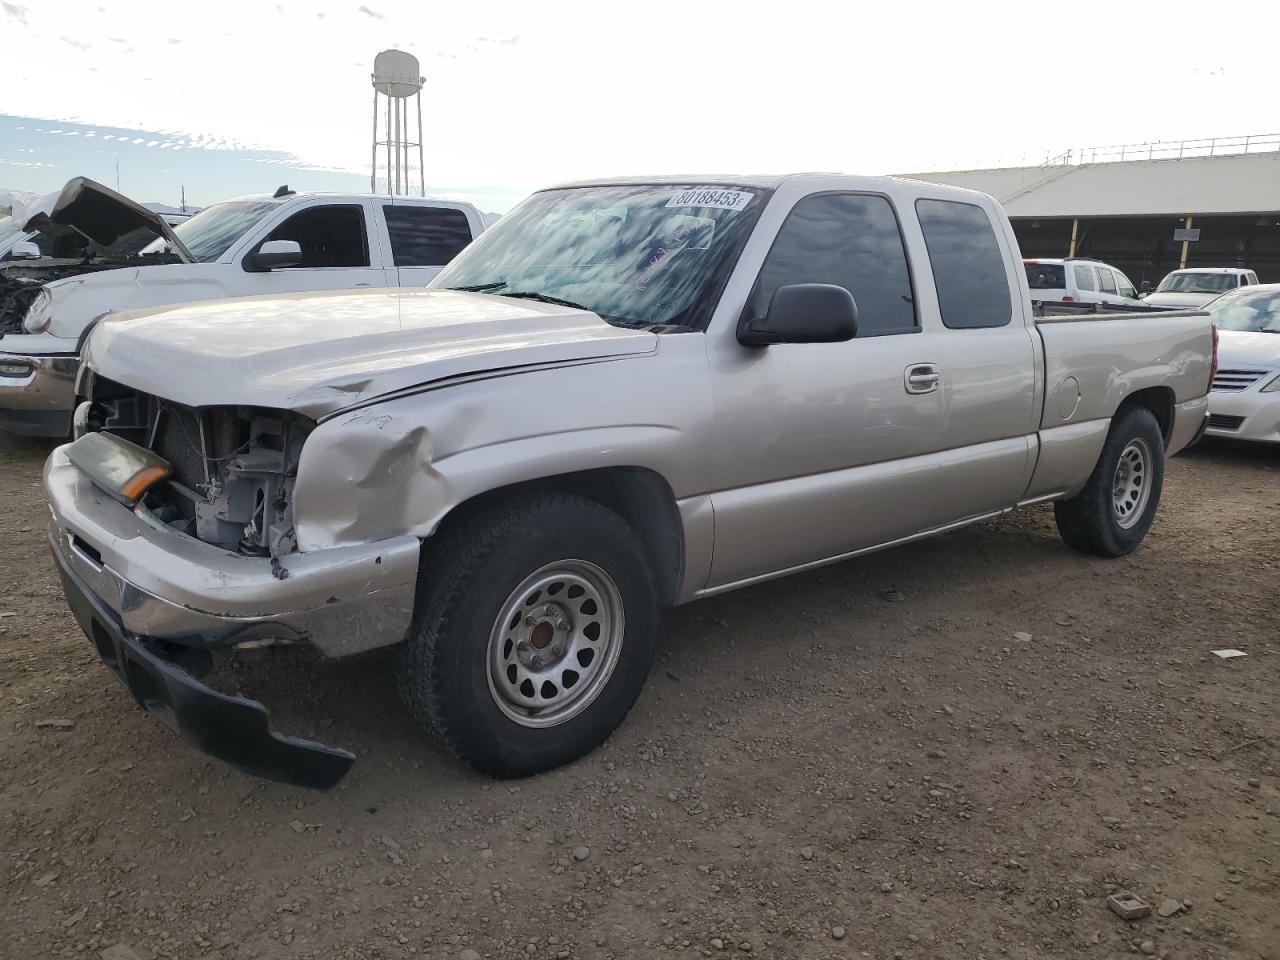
0,351,78,437
52,538,355,788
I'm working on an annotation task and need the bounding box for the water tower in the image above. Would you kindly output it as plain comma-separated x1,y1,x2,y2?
370,49,425,196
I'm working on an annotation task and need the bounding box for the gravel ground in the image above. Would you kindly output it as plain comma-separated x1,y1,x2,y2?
1,431,1277,960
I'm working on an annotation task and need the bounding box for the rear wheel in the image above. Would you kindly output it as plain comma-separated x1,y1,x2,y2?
1054,405,1165,557
396,493,658,777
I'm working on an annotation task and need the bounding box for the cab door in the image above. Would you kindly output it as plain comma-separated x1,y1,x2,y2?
236,200,391,295
1112,268,1143,306
703,189,1035,590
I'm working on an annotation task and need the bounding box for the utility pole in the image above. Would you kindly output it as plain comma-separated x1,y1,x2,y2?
181,185,186,213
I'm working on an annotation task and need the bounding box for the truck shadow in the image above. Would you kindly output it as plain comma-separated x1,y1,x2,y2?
1178,436,1280,469
217,506,1072,805
0,429,59,462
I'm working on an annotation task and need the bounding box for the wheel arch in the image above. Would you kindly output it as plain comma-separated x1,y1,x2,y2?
1117,386,1175,446
429,466,686,607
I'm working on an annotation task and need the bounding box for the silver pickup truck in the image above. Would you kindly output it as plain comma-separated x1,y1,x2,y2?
43,174,1214,787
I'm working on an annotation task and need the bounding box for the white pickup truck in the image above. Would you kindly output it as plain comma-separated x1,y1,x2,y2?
0,178,485,436
44,174,1214,788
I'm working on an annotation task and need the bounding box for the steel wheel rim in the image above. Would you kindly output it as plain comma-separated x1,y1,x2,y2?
486,559,625,728
1112,437,1152,529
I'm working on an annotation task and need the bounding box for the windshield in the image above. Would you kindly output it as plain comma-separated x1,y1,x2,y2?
1206,288,1280,333
141,199,278,262
1024,262,1065,289
1156,271,1239,294
430,183,768,327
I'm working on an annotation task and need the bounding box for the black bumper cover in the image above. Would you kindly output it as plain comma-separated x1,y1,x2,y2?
54,548,354,789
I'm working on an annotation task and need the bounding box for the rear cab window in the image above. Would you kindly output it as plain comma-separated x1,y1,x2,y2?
915,199,1011,328
383,205,474,266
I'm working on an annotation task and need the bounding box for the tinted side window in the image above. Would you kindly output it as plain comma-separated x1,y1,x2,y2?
915,199,1011,329
752,193,916,337
384,206,474,266
266,205,369,268
1098,267,1117,294
1115,271,1136,298
1073,264,1097,291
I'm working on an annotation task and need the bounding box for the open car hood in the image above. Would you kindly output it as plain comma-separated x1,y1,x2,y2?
23,177,193,262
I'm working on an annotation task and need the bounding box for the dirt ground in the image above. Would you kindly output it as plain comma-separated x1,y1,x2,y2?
1,431,1277,960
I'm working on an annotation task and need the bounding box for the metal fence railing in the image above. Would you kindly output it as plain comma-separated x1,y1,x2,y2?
1042,133,1280,167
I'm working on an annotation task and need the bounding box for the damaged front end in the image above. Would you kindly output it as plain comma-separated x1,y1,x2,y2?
44,373,421,788
2,176,191,335
81,372,311,566
1,253,184,334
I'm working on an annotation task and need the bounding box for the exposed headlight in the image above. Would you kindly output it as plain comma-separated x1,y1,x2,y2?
23,289,52,334
1261,373,1280,393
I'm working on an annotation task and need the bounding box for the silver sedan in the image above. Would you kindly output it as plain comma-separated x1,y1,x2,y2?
1205,284,1280,444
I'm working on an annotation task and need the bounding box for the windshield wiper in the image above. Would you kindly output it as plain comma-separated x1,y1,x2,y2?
498,291,594,312
445,281,507,292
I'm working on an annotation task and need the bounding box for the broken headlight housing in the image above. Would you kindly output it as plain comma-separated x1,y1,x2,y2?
23,288,52,333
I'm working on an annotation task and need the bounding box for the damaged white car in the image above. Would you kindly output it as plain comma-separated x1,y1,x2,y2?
1,178,484,437
44,175,1214,788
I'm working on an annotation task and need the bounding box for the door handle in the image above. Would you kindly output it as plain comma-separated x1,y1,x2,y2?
905,363,941,394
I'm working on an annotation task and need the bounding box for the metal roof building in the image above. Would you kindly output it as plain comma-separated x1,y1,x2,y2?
904,149,1280,284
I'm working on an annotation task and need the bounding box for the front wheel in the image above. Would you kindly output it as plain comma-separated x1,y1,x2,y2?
396,493,658,777
1054,405,1165,557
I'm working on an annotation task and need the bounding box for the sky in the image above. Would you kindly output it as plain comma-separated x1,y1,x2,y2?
2,0,1278,212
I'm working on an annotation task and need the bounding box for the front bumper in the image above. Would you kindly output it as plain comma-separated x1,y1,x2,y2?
44,446,420,654
1206,390,1280,444
0,350,78,436
45,444,422,785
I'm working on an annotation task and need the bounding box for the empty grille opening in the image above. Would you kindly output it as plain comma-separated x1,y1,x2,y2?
153,402,208,490
90,621,119,670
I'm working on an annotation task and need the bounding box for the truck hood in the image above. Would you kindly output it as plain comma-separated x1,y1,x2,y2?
23,177,193,262
84,288,658,418
1216,329,1280,369
1144,291,1218,309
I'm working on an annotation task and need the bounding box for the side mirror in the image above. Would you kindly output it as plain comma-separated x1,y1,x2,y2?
248,239,303,272
8,240,41,260
738,283,858,347
1139,280,1153,294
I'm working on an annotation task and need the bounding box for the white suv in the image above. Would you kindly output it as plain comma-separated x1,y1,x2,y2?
1024,258,1143,309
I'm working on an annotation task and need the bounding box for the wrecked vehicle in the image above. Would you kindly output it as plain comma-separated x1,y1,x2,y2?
45,174,1214,788
1,178,486,436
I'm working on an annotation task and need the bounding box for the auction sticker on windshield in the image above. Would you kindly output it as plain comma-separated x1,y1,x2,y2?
666,188,754,211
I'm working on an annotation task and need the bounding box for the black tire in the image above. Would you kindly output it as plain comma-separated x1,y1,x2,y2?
395,493,658,777
1054,405,1165,557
